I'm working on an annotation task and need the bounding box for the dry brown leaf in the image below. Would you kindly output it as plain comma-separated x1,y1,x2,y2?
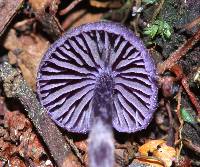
90,0,122,8
29,0,50,12
153,143,176,167
138,140,176,167
3,29,49,90
138,140,165,156
29,0,60,13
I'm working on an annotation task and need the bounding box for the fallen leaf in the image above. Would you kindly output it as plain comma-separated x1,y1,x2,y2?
138,140,165,156
3,29,49,90
138,140,176,167
29,0,49,12
153,143,176,167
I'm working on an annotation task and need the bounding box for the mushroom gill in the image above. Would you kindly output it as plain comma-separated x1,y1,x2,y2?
37,21,158,167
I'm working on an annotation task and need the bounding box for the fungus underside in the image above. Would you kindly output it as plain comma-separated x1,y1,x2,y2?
37,21,158,167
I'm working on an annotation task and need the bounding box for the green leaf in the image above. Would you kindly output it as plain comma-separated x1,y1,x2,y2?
180,108,196,124
143,20,172,40
144,24,159,39
162,21,172,38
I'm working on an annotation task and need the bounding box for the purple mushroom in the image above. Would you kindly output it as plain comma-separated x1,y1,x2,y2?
37,21,158,167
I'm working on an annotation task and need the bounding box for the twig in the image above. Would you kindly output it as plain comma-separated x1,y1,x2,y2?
175,88,184,158
65,136,85,165
0,62,80,167
157,28,200,74
181,76,200,117
182,138,200,154
61,9,87,30
59,0,83,16
165,101,175,146
170,65,200,117
177,16,200,31
176,87,182,122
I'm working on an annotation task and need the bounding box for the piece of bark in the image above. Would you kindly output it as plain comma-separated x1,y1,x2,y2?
0,62,80,167
0,0,24,36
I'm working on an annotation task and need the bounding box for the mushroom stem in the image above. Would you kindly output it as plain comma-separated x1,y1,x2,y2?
89,71,114,167
89,117,114,167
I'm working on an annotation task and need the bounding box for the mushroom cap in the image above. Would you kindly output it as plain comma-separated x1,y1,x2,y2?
37,21,158,133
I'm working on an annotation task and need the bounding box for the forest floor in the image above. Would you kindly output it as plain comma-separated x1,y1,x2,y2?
0,0,199,167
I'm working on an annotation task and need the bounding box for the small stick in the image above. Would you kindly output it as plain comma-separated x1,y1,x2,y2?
176,87,183,123
0,62,80,167
182,138,200,154
165,101,175,146
157,28,200,74
170,65,200,117
181,76,200,116
61,9,86,30
177,16,200,31
65,136,84,165
59,0,83,16
175,88,184,158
